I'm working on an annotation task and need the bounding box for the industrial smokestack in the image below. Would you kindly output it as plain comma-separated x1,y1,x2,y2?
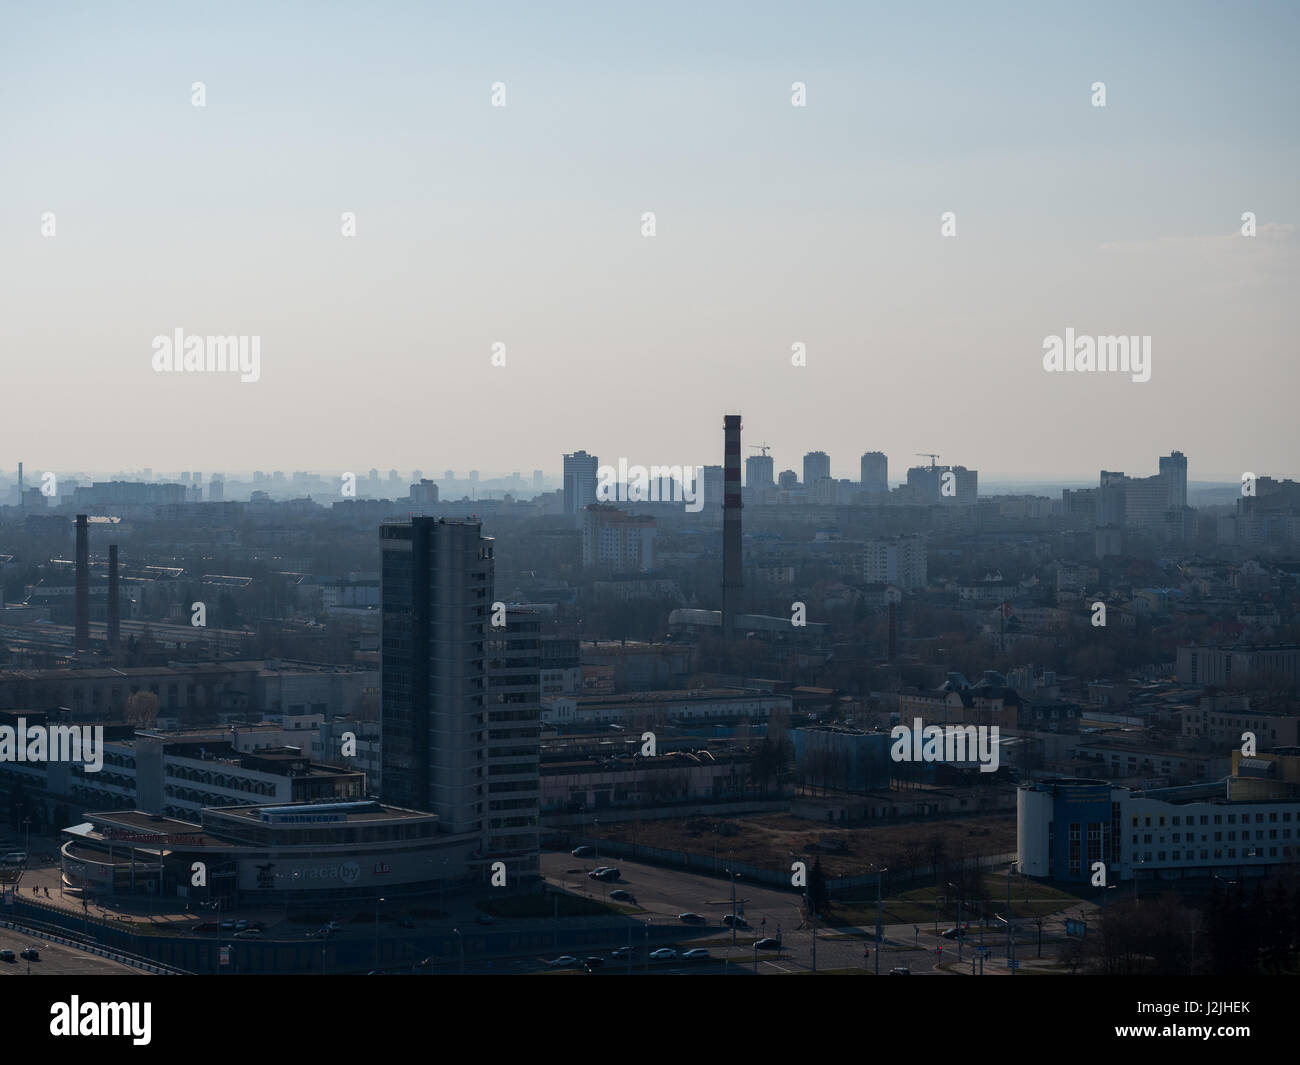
75,514,89,651
108,544,120,652
721,414,743,637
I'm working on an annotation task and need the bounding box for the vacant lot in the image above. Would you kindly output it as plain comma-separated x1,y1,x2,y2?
594,811,1016,881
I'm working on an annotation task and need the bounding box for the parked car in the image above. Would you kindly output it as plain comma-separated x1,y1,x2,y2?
548,955,578,968
609,889,634,902
682,948,710,959
220,919,236,931
649,948,677,960
586,867,611,879
571,846,594,857
20,948,39,961
754,938,781,951
889,966,911,976
0,949,14,962
610,946,634,959
582,956,605,970
234,920,248,931
721,914,749,928
677,913,707,924
592,868,621,882
235,929,262,939
474,913,496,926
194,922,219,933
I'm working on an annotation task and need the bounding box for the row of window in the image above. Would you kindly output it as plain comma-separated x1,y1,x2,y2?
1133,811,1289,827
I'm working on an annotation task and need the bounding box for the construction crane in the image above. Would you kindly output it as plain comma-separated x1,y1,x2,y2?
749,443,773,457
915,452,940,470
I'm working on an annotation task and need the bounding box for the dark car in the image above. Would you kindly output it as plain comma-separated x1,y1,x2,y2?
474,913,496,925
754,938,781,950
609,889,634,902
583,956,605,971
722,914,749,928
678,912,707,924
889,966,911,976
592,868,621,882
0,949,14,962
571,846,594,857
610,946,634,959
20,947,39,961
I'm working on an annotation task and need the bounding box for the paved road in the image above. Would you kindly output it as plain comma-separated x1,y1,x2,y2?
542,851,1090,975
0,926,148,977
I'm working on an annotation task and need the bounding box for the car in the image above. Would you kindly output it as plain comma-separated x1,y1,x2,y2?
583,956,605,970
308,926,332,938
0,949,14,962
754,938,781,951
20,948,39,961
571,846,594,857
474,914,496,926
220,919,236,931
234,920,248,931
721,914,749,928
586,866,611,878
194,922,219,933
649,948,677,960
399,916,416,929
592,868,621,882
682,948,710,959
548,955,578,968
610,946,634,959
940,927,962,940
609,889,634,902
0,852,27,865
235,929,262,939
677,912,707,924
251,921,266,932
889,966,911,976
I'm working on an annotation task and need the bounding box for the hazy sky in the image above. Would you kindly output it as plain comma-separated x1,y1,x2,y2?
3,1,1297,484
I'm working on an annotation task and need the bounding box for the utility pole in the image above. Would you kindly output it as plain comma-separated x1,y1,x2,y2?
811,904,817,972
1006,863,1013,961
729,865,737,946
875,869,884,976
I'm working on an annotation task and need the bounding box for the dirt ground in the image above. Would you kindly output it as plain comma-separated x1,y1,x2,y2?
596,812,1016,880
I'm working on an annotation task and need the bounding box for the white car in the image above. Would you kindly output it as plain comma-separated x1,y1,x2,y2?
548,955,579,967
682,948,710,959
649,948,678,960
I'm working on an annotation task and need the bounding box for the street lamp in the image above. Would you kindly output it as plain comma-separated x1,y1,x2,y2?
947,882,963,963
724,865,740,946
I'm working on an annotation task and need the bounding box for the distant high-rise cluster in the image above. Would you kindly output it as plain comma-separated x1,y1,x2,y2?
563,450,599,518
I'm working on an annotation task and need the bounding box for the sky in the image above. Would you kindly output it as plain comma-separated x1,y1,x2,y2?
2,0,1297,485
